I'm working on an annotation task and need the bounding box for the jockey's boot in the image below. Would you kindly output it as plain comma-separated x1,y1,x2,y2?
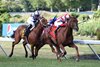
24,24,32,43
55,26,60,34
24,24,32,36
24,30,30,43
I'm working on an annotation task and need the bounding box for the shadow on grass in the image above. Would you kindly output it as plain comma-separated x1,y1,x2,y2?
70,54,100,60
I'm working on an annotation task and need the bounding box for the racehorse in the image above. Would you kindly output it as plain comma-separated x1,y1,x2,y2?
9,25,27,57
34,26,59,58
55,16,79,61
9,16,48,59
34,16,80,61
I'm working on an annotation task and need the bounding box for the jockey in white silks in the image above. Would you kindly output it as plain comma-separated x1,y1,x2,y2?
54,13,70,33
25,10,40,38
27,11,40,30
26,14,35,29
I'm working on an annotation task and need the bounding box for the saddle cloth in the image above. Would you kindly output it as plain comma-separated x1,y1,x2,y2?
49,25,57,39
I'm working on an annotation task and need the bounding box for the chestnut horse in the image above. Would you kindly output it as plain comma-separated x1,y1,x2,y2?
34,26,59,58
9,17,48,59
34,16,80,61
55,16,79,61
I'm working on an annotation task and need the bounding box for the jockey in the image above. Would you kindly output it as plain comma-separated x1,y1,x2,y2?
24,11,40,42
48,15,57,26
54,13,70,33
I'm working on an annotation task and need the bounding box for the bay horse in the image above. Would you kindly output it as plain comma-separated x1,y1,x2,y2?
9,16,48,59
34,16,80,61
34,26,59,58
9,25,27,57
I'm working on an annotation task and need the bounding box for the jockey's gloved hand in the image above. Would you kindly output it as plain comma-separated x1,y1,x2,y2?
47,23,51,26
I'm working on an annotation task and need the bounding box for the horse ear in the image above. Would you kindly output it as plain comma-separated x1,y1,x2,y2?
70,13,79,18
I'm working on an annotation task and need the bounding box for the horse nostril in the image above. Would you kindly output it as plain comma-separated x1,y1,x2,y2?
74,26,79,31
76,27,79,31
77,28,79,31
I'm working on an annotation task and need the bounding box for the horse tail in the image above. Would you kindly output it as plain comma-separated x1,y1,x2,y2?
11,31,15,38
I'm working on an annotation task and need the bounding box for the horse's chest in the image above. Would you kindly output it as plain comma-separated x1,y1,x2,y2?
64,35,73,43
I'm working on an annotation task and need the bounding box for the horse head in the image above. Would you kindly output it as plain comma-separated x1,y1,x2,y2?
67,16,79,31
39,16,48,27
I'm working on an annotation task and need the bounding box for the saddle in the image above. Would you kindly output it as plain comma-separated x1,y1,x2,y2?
49,23,66,39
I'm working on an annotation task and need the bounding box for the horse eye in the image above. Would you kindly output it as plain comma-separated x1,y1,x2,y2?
66,18,70,22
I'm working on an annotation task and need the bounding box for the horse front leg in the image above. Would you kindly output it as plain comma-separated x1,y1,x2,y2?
23,41,28,58
59,44,67,57
71,44,80,62
54,45,63,62
49,44,57,54
34,43,44,58
31,44,35,60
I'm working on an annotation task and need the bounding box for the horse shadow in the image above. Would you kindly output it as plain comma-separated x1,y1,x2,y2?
70,54,100,60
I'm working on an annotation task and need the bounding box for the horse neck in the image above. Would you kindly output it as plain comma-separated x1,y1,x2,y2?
34,22,44,37
67,28,73,36
64,25,73,37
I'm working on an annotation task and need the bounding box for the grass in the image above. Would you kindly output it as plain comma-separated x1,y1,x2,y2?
0,56,100,67
0,36,100,67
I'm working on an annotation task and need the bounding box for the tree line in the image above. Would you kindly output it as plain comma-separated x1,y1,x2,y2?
0,0,99,13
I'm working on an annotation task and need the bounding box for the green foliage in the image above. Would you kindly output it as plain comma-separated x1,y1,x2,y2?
0,12,11,36
30,0,46,10
54,0,65,11
78,19,100,36
1,1,22,12
10,14,25,23
19,20,25,23
91,4,97,11
13,15,22,18
0,0,99,12
21,0,33,12
70,12,80,18
93,10,100,18
69,0,80,8
0,1,8,14
79,0,92,11
0,8,8,15
78,14,90,22
45,0,57,11
0,12,11,23
96,28,100,40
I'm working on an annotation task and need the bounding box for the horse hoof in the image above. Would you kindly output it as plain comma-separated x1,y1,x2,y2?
64,55,68,59
32,57,35,60
25,55,28,58
9,54,12,57
57,57,62,62
76,58,79,62
29,55,32,58
62,52,67,57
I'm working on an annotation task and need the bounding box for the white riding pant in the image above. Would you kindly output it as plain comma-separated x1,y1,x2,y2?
54,21,63,27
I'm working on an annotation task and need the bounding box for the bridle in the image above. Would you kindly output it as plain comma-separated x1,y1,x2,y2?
39,17,47,27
